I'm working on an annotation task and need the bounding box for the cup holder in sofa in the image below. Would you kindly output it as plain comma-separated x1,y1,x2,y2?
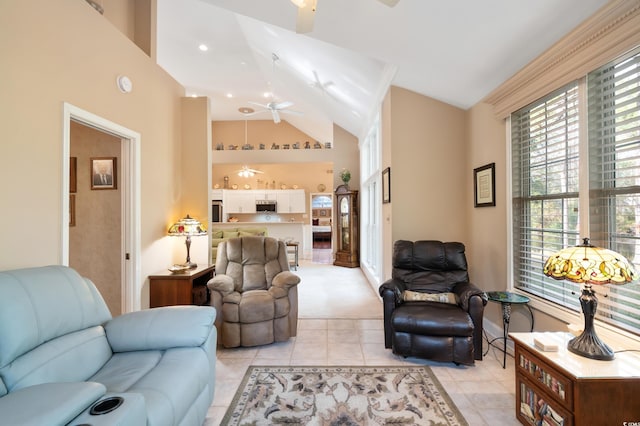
89,396,124,415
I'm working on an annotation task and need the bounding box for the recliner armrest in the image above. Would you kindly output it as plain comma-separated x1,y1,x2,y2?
379,278,407,305
272,271,301,290
207,274,234,296
0,382,105,426
452,281,487,311
105,306,216,352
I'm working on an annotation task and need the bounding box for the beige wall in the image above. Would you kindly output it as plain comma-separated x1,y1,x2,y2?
69,122,122,315
388,86,468,243
0,0,189,309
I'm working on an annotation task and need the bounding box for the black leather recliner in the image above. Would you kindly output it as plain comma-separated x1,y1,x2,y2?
379,240,487,365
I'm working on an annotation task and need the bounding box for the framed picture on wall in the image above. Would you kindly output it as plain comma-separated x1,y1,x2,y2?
91,157,117,190
70,157,77,193
382,167,391,204
69,194,76,227
474,162,495,207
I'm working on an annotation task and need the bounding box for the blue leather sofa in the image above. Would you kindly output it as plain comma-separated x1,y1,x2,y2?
0,265,217,426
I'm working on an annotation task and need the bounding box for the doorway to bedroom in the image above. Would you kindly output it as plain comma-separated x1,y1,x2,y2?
311,193,333,264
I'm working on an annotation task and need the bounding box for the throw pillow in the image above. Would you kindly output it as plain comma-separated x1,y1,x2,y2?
403,290,458,305
223,231,239,238
211,230,223,238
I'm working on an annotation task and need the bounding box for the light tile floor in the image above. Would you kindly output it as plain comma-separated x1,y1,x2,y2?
205,262,519,425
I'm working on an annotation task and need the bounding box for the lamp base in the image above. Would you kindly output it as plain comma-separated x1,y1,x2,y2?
179,261,197,269
567,330,614,360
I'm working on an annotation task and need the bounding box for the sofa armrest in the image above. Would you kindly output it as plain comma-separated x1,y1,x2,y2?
272,271,301,290
207,274,234,296
452,281,487,312
0,382,105,426
105,306,216,352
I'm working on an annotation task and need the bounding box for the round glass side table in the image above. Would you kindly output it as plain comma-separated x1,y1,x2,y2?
484,291,534,368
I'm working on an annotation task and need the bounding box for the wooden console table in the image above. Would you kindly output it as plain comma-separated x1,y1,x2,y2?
149,264,214,308
511,332,640,426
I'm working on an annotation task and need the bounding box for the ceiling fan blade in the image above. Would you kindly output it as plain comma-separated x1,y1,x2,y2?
273,101,294,110
296,0,316,33
271,109,281,123
248,101,270,109
377,0,400,6
280,109,304,116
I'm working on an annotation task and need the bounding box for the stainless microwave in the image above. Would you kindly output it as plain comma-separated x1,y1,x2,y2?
256,200,277,212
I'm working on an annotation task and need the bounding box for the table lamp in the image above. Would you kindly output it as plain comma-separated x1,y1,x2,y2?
168,215,207,269
543,237,638,360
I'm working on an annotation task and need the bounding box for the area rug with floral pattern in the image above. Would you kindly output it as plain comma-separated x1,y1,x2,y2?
220,365,468,425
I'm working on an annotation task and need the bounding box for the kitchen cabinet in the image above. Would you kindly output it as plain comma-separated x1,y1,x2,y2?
224,191,256,214
276,189,306,213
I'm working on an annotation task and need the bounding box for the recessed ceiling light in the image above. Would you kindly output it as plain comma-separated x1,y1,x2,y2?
226,93,233,98
191,94,198,98
263,92,272,98
198,44,208,51
238,107,255,114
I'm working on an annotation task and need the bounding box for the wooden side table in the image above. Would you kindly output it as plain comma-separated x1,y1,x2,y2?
149,264,215,308
511,332,640,425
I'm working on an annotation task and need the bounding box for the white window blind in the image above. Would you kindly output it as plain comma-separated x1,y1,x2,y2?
511,83,581,312
587,48,640,333
511,47,640,337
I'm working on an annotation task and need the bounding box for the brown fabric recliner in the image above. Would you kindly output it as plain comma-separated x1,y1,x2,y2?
379,240,487,365
207,236,301,348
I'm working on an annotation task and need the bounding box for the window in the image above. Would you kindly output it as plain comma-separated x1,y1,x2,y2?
360,114,382,282
511,47,640,336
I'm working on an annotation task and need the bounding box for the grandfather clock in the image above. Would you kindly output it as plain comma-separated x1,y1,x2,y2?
334,184,359,267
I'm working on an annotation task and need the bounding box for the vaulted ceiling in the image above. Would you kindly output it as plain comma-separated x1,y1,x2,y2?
156,0,608,143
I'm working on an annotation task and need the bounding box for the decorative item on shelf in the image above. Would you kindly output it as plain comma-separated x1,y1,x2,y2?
244,184,251,190
228,216,239,222
324,142,332,149
271,143,279,150
167,215,207,269
231,184,238,190
228,144,238,150
293,142,300,149
242,144,254,150
280,184,287,190
304,141,311,149
213,183,220,189
543,237,638,360
340,168,351,186
215,144,224,150
292,184,298,189
223,175,229,189
314,141,322,149
259,143,265,150
283,144,290,149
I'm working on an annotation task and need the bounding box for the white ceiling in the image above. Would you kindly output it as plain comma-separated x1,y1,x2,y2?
156,0,608,143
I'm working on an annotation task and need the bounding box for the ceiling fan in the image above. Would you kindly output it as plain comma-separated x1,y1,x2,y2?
292,0,400,33
236,165,264,178
244,53,304,124
245,100,303,124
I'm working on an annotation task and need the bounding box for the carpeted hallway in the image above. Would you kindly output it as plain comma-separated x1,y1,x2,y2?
206,260,518,425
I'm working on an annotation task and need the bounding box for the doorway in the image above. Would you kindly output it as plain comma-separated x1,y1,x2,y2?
62,103,141,313
311,193,333,264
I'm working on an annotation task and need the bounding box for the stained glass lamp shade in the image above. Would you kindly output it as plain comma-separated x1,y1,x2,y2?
168,215,207,269
543,238,638,360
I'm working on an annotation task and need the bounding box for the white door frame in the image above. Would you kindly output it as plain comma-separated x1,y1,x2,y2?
62,103,142,312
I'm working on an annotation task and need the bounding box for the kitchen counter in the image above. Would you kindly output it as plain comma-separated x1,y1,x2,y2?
212,222,307,258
